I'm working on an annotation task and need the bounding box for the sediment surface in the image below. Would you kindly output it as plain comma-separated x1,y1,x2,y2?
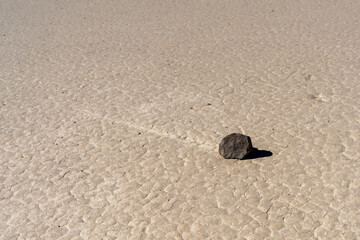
1,1,359,239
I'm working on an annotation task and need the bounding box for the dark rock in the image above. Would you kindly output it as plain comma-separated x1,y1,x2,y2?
219,133,253,159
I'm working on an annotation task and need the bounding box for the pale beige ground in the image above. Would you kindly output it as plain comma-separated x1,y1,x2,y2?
1,0,360,239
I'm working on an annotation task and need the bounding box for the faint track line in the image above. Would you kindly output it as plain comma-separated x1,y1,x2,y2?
79,109,215,151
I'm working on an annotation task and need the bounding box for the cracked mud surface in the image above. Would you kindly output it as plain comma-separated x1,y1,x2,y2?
1,0,360,239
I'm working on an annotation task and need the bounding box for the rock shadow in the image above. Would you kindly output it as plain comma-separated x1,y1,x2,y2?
243,148,272,160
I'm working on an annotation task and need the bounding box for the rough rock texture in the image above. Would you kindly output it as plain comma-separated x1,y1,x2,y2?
219,133,253,159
